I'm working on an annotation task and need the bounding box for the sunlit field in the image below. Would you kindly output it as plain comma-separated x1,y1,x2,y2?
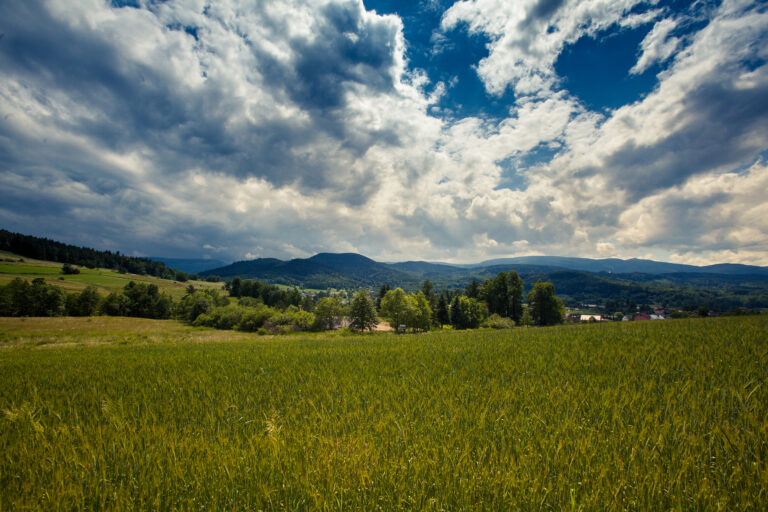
0,250,223,298
1,316,766,510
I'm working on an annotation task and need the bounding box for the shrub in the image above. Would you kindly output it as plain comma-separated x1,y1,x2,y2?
236,307,273,332
482,314,515,329
62,263,80,275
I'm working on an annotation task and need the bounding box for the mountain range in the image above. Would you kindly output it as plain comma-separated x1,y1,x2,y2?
198,253,768,310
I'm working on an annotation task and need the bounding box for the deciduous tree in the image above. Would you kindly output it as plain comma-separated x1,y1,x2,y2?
527,280,564,326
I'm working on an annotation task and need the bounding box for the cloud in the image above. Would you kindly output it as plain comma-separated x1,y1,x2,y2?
630,17,680,74
0,0,766,265
441,0,646,96
0,0,420,197
615,160,768,265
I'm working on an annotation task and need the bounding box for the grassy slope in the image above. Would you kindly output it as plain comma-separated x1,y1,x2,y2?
0,316,766,510
0,250,223,298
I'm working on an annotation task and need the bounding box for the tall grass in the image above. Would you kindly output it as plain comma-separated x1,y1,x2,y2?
1,317,766,510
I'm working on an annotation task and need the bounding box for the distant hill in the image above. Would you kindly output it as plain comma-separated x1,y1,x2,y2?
200,252,768,309
149,258,227,274
200,253,420,290
476,256,768,276
10,227,765,309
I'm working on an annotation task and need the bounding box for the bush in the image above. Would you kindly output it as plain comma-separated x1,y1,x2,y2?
62,263,80,275
482,314,515,329
291,310,315,331
177,291,215,323
236,307,273,332
193,305,248,330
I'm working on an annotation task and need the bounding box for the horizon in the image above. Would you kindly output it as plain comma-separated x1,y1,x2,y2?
1,1,766,266
152,249,768,269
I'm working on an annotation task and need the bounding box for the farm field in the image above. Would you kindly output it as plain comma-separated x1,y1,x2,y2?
0,250,223,298
0,316,766,510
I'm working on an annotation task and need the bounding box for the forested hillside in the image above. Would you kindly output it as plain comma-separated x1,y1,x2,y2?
0,230,179,279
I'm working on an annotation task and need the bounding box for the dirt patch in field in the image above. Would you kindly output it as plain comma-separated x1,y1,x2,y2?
372,321,393,332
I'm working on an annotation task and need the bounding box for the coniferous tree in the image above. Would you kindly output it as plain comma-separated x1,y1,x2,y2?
436,295,450,327
349,290,377,332
376,283,391,311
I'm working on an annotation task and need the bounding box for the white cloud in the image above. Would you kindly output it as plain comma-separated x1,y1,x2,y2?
0,0,766,266
441,0,646,96
615,160,768,264
630,17,680,74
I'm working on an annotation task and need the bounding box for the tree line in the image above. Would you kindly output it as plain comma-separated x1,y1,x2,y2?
372,271,564,331
0,267,565,333
0,229,188,280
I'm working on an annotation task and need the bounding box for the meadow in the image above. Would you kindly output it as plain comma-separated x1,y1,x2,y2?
0,316,766,510
0,251,223,299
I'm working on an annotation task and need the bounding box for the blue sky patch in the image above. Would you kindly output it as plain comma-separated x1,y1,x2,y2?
555,23,661,112
365,0,515,120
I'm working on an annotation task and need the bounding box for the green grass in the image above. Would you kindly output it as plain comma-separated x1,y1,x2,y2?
0,251,224,298
0,317,766,510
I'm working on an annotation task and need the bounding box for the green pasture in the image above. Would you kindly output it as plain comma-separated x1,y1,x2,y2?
0,316,766,510
0,252,223,298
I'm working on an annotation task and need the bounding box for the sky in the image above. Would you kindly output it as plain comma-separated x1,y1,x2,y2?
0,0,767,265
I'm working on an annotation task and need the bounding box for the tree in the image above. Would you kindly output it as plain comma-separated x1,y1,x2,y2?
380,288,409,332
228,277,242,298
348,290,378,332
121,282,171,319
300,294,315,312
314,297,344,330
508,271,524,324
177,290,216,323
482,272,510,317
376,284,391,311
29,278,65,316
66,286,100,316
527,280,564,326
100,291,129,316
436,295,450,327
421,280,435,305
450,296,487,329
449,295,463,329
481,271,524,324
465,280,481,299
0,278,66,316
407,292,432,332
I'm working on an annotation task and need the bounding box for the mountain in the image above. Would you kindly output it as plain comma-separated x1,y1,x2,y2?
149,258,227,274
475,256,768,276
200,253,419,290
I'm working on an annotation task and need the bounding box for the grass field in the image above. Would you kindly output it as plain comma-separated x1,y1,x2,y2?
0,316,766,510
0,250,224,298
